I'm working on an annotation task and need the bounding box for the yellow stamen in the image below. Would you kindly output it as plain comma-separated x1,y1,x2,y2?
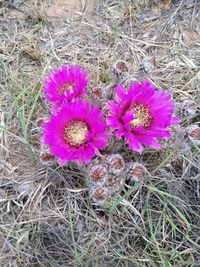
64,121,88,146
130,104,151,128
58,82,74,94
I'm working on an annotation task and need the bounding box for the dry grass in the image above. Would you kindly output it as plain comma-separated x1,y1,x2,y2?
0,0,200,266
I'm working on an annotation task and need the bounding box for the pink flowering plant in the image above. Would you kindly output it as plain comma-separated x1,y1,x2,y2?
107,80,180,153
43,64,88,113
41,63,180,166
43,100,109,165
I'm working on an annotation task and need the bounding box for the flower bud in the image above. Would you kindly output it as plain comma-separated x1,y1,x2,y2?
112,60,129,83
36,117,45,127
91,187,108,205
40,146,56,166
137,57,155,77
107,175,124,194
89,165,107,186
177,99,197,120
186,124,200,146
40,152,56,165
127,162,146,182
107,154,125,175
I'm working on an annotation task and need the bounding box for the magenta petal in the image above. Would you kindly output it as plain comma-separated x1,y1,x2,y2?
115,84,127,102
128,137,144,153
123,111,133,124
147,129,171,138
58,158,67,166
138,135,161,150
80,145,95,164
171,116,181,125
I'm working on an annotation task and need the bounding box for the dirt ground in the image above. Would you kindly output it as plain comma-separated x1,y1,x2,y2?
0,0,200,266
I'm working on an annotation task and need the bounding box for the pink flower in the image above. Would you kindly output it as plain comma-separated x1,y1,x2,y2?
43,64,89,111
107,80,180,153
42,100,109,165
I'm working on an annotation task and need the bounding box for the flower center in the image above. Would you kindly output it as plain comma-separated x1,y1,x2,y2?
130,104,151,128
58,82,75,95
64,121,88,146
